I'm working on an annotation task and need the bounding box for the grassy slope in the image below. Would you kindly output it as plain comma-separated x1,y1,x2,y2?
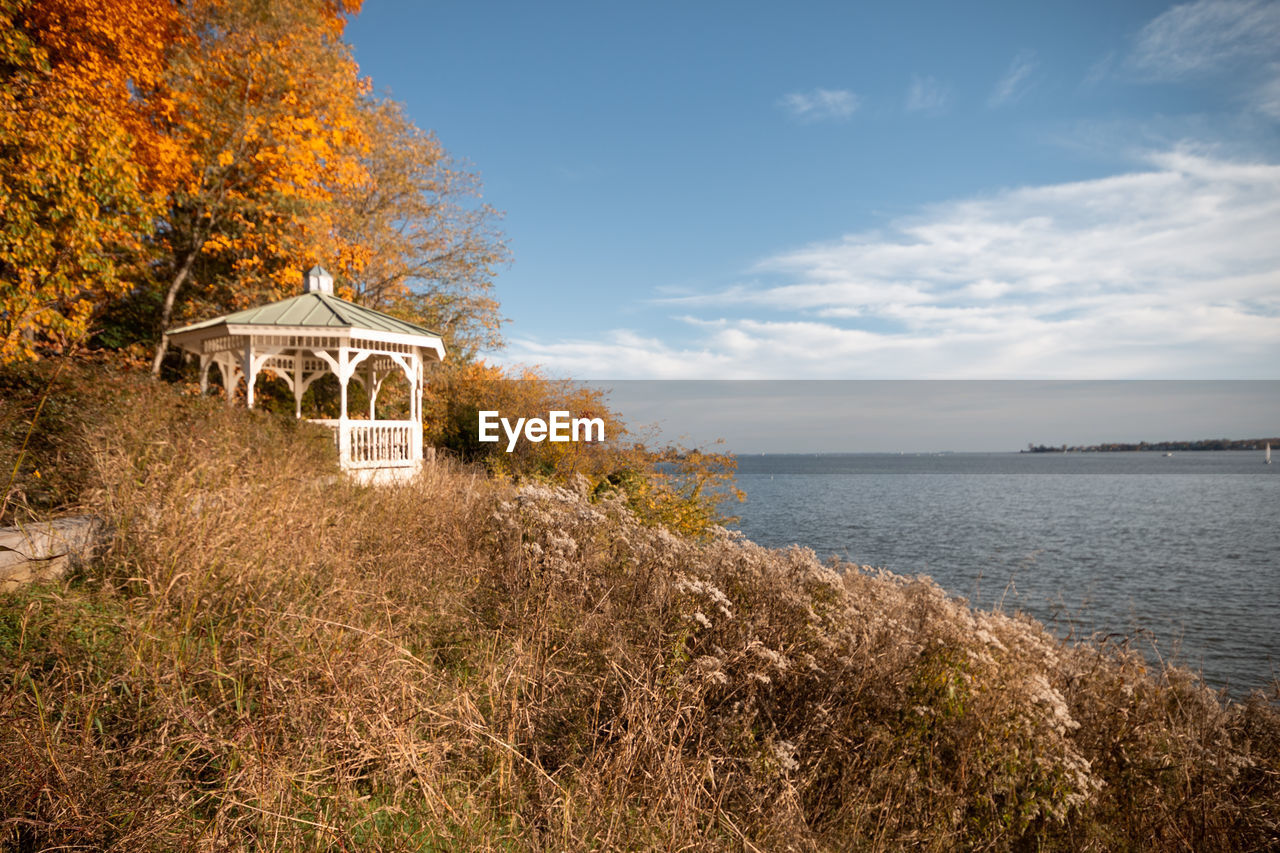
1,360,1278,851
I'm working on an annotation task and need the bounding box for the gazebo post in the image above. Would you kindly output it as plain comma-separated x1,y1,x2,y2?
412,352,424,462
293,351,303,419
367,362,376,420
213,356,239,405
337,347,351,466
199,354,213,395
243,339,256,410
338,347,349,420
414,354,423,423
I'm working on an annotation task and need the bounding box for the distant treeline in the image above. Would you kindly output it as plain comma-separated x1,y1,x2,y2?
1022,438,1279,453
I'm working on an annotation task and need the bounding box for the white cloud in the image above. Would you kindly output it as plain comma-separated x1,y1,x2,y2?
499,330,739,379
905,75,949,113
779,88,860,121
503,150,1280,379
989,50,1038,107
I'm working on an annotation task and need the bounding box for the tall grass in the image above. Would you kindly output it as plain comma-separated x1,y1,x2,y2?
1,360,1277,850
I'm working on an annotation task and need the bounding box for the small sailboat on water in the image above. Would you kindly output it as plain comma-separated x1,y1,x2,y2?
1267,442,1272,465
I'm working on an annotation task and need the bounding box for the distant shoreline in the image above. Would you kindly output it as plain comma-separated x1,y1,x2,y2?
1021,438,1278,453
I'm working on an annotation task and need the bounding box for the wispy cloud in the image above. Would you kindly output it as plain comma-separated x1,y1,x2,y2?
554,163,604,184
503,150,1280,379
988,50,1038,107
1258,63,1280,118
778,88,860,121
1081,51,1115,89
1130,0,1280,79
905,75,949,113
1127,0,1280,118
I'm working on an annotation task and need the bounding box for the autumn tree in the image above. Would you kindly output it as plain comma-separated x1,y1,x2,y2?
337,96,507,360
147,0,370,375
0,0,184,363
6,0,508,371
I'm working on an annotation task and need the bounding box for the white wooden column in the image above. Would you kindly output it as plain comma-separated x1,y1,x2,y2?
336,347,349,465
199,353,213,395
240,340,283,412
413,352,424,463
409,348,424,461
338,347,349,420
417,353,424,423
213,354,241,405
293,351,304,418
243,339,256,409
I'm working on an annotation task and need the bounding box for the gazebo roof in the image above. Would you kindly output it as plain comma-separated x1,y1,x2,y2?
168,291,441,339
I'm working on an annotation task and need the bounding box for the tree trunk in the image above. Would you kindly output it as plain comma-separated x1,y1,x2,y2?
150,248,200,377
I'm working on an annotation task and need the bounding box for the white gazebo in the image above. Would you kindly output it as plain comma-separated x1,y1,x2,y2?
165,267,446,483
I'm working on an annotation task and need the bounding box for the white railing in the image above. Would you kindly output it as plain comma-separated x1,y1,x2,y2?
310,419,422,471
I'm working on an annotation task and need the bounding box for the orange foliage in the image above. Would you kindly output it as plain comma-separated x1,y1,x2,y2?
0,0,186,362
428,361,625,483
5,0,506,371
427,361,742,536
146,0,373,368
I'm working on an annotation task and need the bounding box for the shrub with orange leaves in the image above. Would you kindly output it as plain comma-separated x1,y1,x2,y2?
427,361,741,536
428,362,627,482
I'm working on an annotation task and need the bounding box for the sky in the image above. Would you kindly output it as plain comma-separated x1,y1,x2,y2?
347,0,1280,384
588,381,1280,452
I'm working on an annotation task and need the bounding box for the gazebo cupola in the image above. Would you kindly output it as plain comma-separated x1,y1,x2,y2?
165,267,446,483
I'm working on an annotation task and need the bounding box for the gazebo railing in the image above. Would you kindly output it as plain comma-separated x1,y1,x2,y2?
310,419,421,470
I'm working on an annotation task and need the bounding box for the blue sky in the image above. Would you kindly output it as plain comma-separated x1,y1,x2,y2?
347,0,1280,380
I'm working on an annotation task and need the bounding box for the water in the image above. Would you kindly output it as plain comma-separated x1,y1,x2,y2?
730,451,1280,695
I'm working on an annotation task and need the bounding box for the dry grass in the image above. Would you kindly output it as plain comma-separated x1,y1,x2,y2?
1,360,1278,851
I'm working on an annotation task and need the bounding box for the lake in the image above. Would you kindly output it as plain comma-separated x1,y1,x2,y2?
730,451,1279,695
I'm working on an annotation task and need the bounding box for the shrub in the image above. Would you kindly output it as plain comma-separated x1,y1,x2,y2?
1,358,1277,850
427,360,741,537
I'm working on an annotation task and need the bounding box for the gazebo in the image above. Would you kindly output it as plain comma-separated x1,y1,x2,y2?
165,267,446,483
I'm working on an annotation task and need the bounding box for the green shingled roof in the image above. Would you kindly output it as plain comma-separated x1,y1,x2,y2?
168,292,441,339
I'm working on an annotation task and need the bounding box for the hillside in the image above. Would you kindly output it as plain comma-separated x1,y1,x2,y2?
2,360,1278,851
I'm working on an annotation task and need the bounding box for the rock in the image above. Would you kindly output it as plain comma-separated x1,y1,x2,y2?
0,515,107,589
